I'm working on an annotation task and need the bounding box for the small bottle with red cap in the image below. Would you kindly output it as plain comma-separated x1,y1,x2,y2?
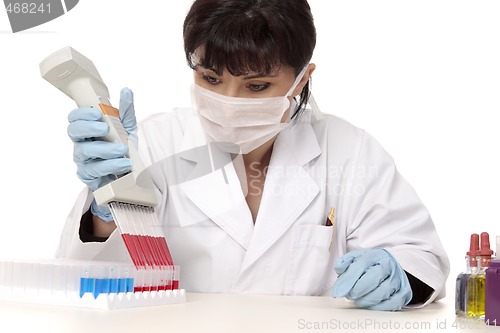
466,232,492,319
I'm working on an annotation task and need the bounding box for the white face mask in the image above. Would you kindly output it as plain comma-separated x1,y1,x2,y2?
191,66,309,154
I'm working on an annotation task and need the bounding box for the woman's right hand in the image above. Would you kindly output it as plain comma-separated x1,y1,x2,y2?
67,87,137,221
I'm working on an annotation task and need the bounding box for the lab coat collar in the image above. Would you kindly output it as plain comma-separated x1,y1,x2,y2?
175,112,254,250
177,109,321,168
177,109,321,164
178,110,207,156
175,110,322,262
239,110,322,272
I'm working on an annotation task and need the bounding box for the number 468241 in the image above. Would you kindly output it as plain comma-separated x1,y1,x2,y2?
6,2,51,14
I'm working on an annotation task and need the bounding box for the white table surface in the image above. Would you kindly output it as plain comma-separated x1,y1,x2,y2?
0,292,498,333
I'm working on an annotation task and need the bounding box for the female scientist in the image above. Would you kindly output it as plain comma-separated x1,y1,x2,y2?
58,0,450,311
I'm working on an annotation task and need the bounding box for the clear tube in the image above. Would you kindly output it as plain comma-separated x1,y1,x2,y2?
455,256,471,317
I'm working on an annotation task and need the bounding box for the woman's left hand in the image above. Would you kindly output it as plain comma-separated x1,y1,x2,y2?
332,248,413,311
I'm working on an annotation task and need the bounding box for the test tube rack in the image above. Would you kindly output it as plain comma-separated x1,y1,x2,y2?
0,259,186,309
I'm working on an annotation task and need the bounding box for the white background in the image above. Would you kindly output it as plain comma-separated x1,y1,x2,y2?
1,0,499,300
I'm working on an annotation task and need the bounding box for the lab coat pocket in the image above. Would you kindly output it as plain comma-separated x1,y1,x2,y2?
285,224,334,296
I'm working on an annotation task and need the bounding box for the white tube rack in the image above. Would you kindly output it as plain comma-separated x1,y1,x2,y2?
0,259,186,309
0,287,186,309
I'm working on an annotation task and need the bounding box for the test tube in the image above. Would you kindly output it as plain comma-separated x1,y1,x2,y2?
51,262,66,294
80,265,93,298
173,265,180,290
125,266,134,293
158,266,167,291
42,261,54,293
134,267,144,292
12,261,25,291
0,261,12,290
108,266,118,294
25,261,39,293
93,265,111,298
66,263,80,295
164,265,174,290
150,267,159,292
116,265,131,293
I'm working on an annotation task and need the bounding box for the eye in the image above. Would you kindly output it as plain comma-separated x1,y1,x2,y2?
248,83,270,92
202,74,221,85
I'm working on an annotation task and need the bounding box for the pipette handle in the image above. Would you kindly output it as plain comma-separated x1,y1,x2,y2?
98,104,129,146
39,46,128,148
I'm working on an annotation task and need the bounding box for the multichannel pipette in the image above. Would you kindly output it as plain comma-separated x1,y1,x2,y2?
39,46,158,207
39,46,175,284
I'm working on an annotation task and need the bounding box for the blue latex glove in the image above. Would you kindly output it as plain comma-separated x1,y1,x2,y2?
67,87,137,221
332,248,412,311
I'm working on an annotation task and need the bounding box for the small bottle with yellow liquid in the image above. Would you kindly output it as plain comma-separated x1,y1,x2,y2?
466,232,493,319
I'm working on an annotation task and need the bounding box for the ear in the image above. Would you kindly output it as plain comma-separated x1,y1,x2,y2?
291,63,316,97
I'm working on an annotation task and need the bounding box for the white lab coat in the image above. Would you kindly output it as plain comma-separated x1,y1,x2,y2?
56,106,450,306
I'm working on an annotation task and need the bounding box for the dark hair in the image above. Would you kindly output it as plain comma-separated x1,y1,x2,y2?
183,0,316,118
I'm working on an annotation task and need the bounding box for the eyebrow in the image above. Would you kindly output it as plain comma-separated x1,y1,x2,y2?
198,64,222,76
198,64,278,80
242,73,279,80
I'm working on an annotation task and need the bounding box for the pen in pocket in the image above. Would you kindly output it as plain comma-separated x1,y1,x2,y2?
326,208,335,251
325,207,334,226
